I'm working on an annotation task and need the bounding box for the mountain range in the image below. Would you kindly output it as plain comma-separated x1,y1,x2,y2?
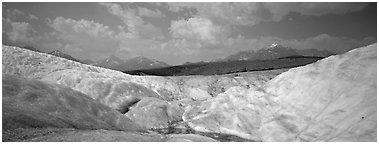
22,44,334,72
48,50,82,63
224,44,334,61
45,48,170,71
94,55,170,71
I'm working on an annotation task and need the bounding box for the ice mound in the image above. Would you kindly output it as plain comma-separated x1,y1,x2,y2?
2,74,142,135
2,45,128,79
2,45,181,112
2,43,376,142
182,86,269,141
181,43,376,142
125,97,183,129
262,43,377,141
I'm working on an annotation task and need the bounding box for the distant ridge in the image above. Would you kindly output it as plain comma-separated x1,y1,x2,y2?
224,44,334,61
94,55,170,71
48,50,82,63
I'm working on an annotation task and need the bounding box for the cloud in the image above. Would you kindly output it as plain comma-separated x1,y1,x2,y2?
2,17,46,50
28,14,39,20
12,9,24,15
143,38,205,65
3,3,373,66
264,2,369,21
47,17,120,60
167,3,270,26
4,8,39,20
43,15,377,65
98,2,142,38
48,17,115,38
46,16,168,61
161,38,203,56
223,34,376,54
99,2,164,39
281,34,376,53
113,48,134,59
170,17,229,44
138,7,166,18
5,21,37,43
166,2,369,26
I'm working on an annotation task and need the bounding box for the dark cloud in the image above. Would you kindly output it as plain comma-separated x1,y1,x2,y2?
166,2,370,26
236,3,376,40
264,2,369,21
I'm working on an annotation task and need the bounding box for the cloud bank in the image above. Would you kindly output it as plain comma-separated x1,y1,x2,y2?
166,2,369,26
2,2,375,65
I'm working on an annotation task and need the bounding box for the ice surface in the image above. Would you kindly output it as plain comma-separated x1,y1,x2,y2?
2,44,376,141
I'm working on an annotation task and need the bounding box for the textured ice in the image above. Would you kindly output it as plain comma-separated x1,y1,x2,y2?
2,74,142,132
179,43,377,141
262,43,377,141
2,44,376,141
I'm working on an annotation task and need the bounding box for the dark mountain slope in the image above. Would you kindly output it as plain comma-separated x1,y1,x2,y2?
48,50,82,63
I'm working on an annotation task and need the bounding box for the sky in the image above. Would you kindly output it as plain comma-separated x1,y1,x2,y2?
2,2,377,65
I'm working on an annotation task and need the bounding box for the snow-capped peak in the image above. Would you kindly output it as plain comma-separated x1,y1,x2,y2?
269,43,279,48
133,56,146,63
133,56,161,65
104,55,123,64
